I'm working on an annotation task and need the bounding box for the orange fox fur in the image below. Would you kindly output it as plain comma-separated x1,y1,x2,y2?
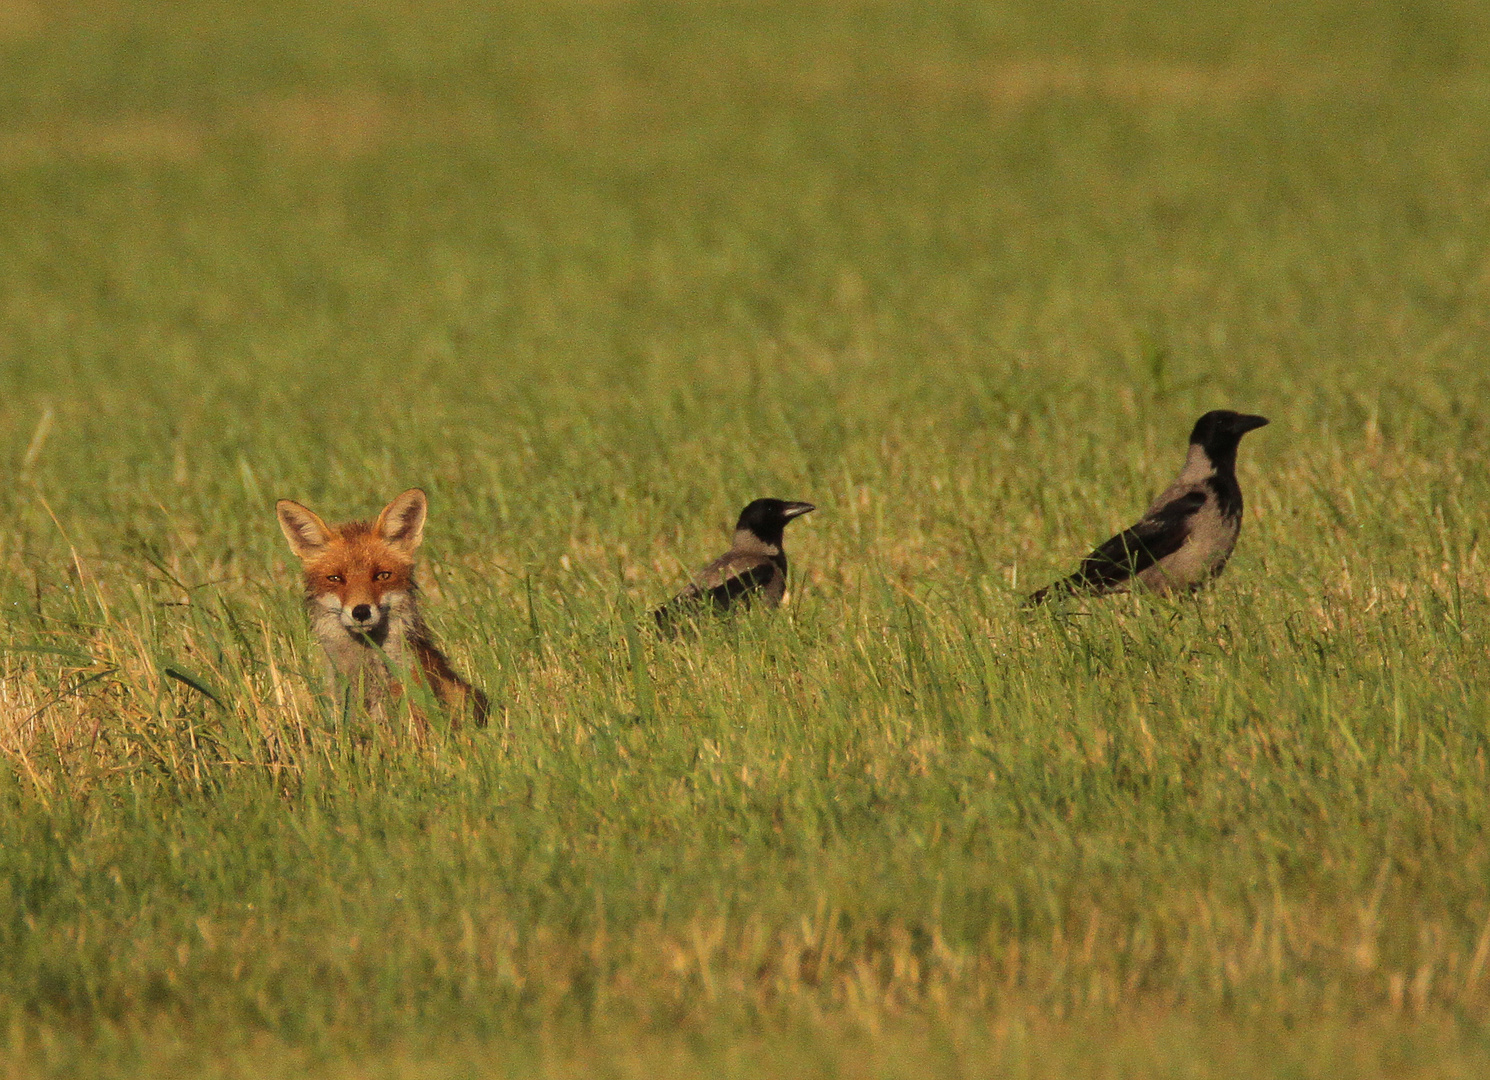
275,488,488,731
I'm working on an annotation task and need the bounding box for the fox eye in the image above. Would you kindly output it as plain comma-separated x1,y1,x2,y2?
326,574,344,583
374,570,392,581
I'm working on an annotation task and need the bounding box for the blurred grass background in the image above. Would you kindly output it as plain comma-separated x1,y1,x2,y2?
2,1,1490,1076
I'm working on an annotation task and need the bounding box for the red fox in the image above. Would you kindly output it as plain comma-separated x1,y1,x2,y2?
275,488,489,731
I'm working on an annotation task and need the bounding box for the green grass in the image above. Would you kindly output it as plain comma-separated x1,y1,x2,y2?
3,1,1490,1075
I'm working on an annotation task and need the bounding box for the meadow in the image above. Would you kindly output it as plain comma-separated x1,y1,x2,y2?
2,0,1490,1075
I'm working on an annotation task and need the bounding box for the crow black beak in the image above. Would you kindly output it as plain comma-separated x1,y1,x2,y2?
782,502,816,519
1236,414,1270,433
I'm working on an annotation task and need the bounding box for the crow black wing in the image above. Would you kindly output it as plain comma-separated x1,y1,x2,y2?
1027,489,1207,604
652,554,781,629
1074,489,1206,588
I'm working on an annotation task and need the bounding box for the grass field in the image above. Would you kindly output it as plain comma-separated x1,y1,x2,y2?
3,1,1490,1075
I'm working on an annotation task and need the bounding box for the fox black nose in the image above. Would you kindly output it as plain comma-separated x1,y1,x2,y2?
351,604,373,622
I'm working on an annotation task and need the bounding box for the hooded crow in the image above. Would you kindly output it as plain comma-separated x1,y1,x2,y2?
1026,410,1269,605
653,498,816,629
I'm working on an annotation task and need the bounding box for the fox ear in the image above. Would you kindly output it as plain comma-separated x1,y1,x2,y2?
375,488,427,554
276,500,333,559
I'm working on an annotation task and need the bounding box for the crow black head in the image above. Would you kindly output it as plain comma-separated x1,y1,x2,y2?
1189,410,1269,466
735,498,816,547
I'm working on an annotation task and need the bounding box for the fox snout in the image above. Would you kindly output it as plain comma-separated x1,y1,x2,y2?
340,598,387,632
316,592,401,635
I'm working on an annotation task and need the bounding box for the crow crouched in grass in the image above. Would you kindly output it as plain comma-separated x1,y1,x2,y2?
653,498,815,630
1026,410,1269,605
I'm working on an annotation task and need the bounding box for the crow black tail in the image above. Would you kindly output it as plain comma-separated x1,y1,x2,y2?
1022,576,1078,609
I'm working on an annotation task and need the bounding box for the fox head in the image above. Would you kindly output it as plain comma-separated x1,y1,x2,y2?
276,489,427,640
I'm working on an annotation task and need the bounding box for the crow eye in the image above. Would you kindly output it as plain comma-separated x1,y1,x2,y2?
326,574,344,583
374,570,392,581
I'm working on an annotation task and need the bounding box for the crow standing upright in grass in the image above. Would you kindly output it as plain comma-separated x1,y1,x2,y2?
653,498,816,629
1025,410,1270,605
